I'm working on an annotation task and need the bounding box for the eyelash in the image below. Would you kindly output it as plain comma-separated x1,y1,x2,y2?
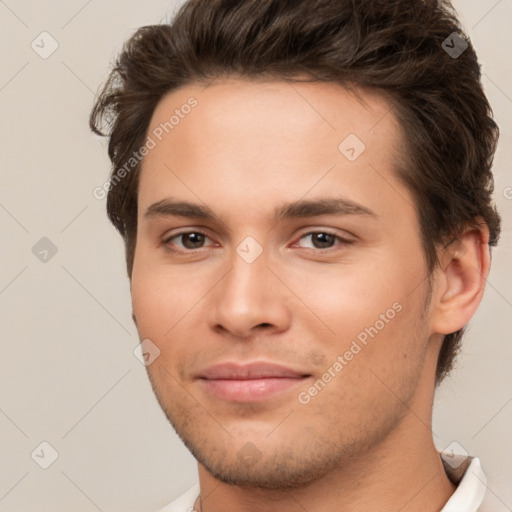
162,230,353,254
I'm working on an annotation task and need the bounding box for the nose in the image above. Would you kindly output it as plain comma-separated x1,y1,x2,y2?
207,247,292,339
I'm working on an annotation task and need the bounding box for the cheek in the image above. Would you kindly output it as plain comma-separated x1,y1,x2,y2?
131,268,193,384
287,261,405,336
130,253,216,354
296,295,427,428
131,255,178,339
288,255,427,374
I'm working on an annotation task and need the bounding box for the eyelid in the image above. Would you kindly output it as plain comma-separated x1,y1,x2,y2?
294,227,353,240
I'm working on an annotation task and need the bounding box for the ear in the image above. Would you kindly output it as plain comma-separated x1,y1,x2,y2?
430,221,491,336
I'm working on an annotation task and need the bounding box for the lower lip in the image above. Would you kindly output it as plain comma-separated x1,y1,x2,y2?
200,377,308,402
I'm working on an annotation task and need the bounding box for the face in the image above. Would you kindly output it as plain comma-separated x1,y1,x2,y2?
131,79,435,489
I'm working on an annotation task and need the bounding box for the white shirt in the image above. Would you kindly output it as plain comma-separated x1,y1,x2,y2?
157,454,488,512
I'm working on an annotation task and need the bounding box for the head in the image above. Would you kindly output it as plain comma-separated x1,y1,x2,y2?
90,0,500,490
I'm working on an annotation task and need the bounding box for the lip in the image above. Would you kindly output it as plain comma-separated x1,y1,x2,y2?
197,362,311,402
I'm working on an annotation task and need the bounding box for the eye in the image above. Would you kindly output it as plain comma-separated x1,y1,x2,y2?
163,231,214,251
293,231,351,251
162,229,352,254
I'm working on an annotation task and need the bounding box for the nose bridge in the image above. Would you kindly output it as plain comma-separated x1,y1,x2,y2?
208,240,291,336
223,243,273,312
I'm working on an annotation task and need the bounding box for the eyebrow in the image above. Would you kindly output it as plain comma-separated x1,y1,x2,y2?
144,196,376,225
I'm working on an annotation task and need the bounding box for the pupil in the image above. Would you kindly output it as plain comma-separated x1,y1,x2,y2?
184,233,204,248
314,233,333,248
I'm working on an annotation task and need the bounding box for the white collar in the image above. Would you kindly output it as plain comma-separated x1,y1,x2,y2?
441,454,487,511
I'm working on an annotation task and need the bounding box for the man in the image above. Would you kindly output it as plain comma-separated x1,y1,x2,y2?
90,0,501,510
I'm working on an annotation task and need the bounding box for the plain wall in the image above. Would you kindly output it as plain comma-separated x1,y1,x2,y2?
0,1,510,510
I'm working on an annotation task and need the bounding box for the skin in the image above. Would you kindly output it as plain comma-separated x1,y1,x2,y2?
130,79,490,511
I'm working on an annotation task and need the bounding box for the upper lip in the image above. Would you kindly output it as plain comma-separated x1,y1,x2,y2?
198,362,310,380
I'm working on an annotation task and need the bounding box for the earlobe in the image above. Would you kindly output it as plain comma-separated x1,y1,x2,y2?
430,223,490,335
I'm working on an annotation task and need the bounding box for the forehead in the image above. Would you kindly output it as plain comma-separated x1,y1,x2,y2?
138,78,411,224
146,78,398,153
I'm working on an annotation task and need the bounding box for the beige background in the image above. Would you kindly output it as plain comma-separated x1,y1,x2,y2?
0,0,511,510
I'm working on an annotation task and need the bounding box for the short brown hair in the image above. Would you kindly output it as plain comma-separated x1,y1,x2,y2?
90,0,501,385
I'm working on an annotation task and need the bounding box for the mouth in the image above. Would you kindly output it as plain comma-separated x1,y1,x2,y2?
197,361,312,402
